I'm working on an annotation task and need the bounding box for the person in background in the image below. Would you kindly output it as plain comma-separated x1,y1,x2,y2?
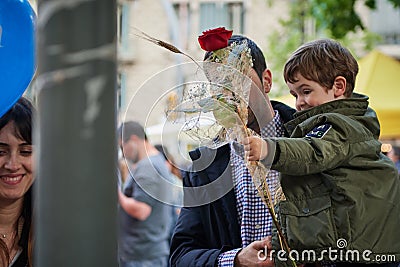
244,39,400,266
169,32,295,267
387,146,400,174
154,144,183,207
118,121,174,267
118,158,130,185
0,97,35,267
154,144,183,245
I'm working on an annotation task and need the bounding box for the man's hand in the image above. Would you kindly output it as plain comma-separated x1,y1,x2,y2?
234,237,273,267
118,189,152,221
243,136,268,161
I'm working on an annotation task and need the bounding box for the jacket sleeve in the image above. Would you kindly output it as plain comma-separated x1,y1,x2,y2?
269,119,352,175
169,171,225,267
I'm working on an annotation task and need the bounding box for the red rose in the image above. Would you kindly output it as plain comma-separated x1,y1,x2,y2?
198,27,233,52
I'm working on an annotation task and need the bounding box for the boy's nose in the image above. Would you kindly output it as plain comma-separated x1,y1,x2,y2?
296,96,305,110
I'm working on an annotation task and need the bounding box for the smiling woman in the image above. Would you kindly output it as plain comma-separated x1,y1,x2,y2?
0,97,34,267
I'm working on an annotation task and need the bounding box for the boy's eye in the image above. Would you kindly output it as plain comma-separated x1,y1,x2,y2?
0,150,7,156
303,89,311,95
290,91,297,98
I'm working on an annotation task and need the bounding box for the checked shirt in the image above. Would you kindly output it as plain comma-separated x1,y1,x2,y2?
217,111,285,266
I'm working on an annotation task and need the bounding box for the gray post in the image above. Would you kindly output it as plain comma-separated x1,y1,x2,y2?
35,0,117,266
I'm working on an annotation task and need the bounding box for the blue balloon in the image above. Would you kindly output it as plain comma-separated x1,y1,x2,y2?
0,0,35,118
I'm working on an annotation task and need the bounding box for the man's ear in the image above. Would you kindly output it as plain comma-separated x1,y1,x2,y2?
333,76,346,98
262,69,272,94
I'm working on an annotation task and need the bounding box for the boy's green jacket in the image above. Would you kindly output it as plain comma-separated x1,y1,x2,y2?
268,93,400,264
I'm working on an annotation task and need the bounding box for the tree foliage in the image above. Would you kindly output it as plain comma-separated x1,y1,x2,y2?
309,0,399,39
310,0,362,39
267,0,398,97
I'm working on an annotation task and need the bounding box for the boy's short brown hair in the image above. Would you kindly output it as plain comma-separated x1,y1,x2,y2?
283,39,358,97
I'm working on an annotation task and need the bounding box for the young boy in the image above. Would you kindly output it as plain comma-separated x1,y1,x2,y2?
244,39,400,266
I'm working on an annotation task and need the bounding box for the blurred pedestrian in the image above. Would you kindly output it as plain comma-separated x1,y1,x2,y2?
387,146,400,174
118,121,174,267
154,144,183,208
154,144,183,245
118,157,132,186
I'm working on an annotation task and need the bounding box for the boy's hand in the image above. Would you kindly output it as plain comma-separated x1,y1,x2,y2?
243,136,268,161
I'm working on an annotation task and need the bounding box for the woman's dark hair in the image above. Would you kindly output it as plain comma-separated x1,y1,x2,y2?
204,35,267,82
0,97,34,144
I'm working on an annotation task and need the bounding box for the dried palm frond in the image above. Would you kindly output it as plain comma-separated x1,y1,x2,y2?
133,28,202,69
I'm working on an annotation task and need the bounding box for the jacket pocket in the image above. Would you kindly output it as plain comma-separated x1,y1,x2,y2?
279,194,338,251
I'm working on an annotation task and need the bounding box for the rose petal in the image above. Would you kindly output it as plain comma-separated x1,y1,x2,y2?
198,27,233,51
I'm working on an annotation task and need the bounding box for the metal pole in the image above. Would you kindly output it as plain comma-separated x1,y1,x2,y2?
35,0,117,266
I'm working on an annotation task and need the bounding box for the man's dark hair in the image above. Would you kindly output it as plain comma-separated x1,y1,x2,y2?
204,35,267,82
119,121,147,142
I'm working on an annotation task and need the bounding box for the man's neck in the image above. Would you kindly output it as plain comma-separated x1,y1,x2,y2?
138,141,160,161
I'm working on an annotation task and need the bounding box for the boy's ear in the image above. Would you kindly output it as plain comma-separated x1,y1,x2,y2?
262,69,272,94
333,76,346,97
